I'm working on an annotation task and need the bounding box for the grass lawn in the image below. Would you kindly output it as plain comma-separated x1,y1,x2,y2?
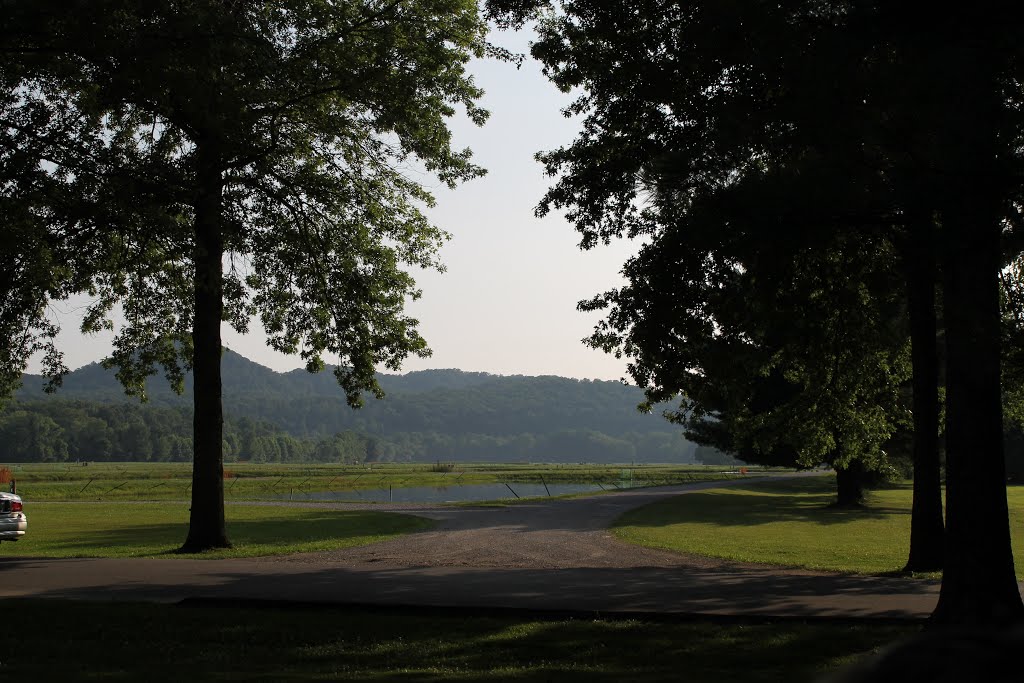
1,503,433,558
613,475,1024,577
4,599,917,682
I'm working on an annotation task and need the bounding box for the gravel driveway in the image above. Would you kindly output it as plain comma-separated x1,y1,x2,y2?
253,477,769,570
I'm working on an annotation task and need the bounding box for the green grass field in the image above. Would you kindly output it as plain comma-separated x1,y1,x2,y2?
1,461,752,501
0,503,433,558
6,600,916,682
613,475,1024,577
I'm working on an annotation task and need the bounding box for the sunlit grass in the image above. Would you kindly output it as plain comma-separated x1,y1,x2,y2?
614,476,1024,578
2,502,433,558
4,599,917,682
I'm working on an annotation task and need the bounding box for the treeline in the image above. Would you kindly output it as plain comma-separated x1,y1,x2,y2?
227,373,708,442
366,429,701,464
0,400,712,465
0,401,366,464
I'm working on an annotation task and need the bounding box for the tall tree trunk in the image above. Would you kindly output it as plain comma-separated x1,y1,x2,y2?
834,459,866,508
181,140,230,552
928,29,1022,622
903,217,944,573
932,212,1021,623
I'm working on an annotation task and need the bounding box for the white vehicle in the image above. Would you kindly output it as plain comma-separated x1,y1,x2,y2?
0,492,26,542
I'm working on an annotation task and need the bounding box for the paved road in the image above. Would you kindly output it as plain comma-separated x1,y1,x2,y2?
0,476,950,620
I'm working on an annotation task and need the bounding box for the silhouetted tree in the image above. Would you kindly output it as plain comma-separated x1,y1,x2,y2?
487,0,1024,622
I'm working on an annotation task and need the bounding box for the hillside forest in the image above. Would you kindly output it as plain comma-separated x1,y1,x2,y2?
3,350,726,465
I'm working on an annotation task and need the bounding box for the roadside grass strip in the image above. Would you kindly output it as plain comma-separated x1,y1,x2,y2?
0,503,433,558
613,475,1024,577
4,600,917,682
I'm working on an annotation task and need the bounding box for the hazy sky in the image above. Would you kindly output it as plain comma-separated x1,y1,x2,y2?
30,29,638,381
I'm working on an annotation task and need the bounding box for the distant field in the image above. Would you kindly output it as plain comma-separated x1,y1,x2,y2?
0,461,760,502
613,476,1024,578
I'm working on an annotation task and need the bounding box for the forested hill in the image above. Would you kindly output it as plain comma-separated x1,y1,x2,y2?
10,351,717,464
17,350,656,437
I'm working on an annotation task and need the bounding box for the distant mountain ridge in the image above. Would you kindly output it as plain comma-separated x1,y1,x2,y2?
18,350,499,402
14,350,708,463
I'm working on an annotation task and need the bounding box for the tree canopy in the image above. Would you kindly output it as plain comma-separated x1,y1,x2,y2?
1,0,492,549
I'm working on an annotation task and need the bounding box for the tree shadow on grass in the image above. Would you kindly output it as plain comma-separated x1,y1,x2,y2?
6,596,920,682
613,478,909,530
